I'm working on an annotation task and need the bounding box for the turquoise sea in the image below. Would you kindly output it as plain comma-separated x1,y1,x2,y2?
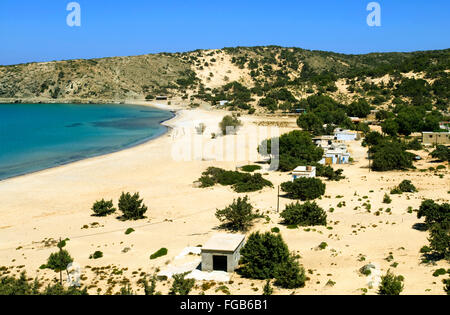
0,103,174,181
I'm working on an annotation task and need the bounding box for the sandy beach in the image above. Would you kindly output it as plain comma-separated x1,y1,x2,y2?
0,101,448,295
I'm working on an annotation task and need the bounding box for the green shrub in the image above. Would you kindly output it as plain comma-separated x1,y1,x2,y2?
241,165,262,172
274,254,306,289
271,227,280,233
118,192,148,220
262,280,273,295
318,242,328,250
219,115,242,135
169,273,195,295
430,145,450,162
150,248,168,260
92,199,116,216
383,194,392,204
239,232,290,279
197,167,272,192
215,196,258,231
398,180,417,193
432,268,447,277
280,201,327,226
125,228,135,235
444,278,450,295
371,140,413,171
89,251,103,259
281,178,326,200
378,270,404,295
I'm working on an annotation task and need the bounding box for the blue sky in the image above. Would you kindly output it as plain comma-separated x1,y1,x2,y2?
0,0,449,65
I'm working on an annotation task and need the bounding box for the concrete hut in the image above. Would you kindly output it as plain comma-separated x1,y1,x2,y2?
201,233,245,273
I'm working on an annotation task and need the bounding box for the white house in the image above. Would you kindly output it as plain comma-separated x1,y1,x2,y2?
292,166,316,181
218,100,229,106
334,128,359,141
319,148,351,165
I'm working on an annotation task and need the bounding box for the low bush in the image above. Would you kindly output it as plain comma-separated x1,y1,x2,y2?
118,192,148,220
281,178,326,200
280,201,327,226
378,270,404,295
169,273,195,295
89,251,103,259
239,232,290,279
241,165,262,173
274,254,306,289
197,167,273,193
215,196,258,232
150,248,168,260
92,199,116,217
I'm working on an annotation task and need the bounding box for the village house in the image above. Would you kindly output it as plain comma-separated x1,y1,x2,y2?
334,128,360,141
292,166,316,181
422,131,450,145
201,234,245,273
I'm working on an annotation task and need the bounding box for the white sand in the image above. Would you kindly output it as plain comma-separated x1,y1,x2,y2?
0,102,448,295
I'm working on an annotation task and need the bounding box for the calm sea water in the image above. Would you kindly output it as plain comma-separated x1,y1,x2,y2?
0,103,174,181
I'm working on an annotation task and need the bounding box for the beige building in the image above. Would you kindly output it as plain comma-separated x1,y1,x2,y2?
201,234,245,273
422,132,450,145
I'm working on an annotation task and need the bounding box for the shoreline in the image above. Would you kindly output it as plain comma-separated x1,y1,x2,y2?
0,101,184,183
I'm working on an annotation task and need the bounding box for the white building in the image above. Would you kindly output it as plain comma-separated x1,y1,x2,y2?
334,128,359,141
218,100,229,106
292,166,316,181
201,234,245,273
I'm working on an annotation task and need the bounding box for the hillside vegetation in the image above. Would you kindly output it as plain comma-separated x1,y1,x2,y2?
0,47,448,113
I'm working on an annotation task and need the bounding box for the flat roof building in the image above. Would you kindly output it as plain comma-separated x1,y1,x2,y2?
201,234,246,273
422,132,450,145
292,166,316,181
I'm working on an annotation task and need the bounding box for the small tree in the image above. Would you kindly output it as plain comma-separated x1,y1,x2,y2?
444,278,450,295
274,254,306,289
45,240,74,285
383,194,392,204
215,196,257,231
118,192,148,220
92,199,116,217
378,270,404,295
417,200,449,229
169,273,195,295
398,180,417,193
281,178,326,200
239,232,290,279
280,201,327,226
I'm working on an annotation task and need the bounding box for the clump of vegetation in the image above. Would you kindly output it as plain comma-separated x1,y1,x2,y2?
239,232,306,289
215,196,259,232
260,131,324,172
417,200,449,261
239,232,290,279
444,278,450,295
390,180,417,194
89,251,103,260
197,167,273,192
274,254,306,289
125,228,135,235
378,270,404,295
281,177,326,200
219,114,242,135
316,165,345,181
150,248,168,260
241,165,262,173
262,280,273,295
43,240,74,285
383,194,392,204
0,272,88,295
370,139,414,171
280,201,327,226
118,192,148,220
92,199,116,217
169,273,195,295
430,145,450,162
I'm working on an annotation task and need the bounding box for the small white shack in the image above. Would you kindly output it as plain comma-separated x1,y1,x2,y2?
292,166,316,181
201,234,245,273
334,128,359,141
